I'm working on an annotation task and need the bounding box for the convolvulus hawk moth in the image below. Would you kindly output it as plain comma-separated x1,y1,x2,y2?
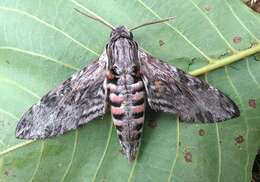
16,9,240,162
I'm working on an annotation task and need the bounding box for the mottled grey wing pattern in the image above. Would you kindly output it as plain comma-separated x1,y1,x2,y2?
138,50,240,122
16,52,108,139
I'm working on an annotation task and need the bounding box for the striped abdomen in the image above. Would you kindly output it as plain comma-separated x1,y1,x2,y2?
108,75,145,161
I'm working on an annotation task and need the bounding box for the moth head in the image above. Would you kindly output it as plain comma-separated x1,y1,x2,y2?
110,26,133,40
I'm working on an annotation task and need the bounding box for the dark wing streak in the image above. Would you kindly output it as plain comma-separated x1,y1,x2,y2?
138,49,240,123
16,51,108,139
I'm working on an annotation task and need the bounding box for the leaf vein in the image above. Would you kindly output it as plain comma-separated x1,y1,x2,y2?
189,0,237,52
0,6,99,56
29,141,45,182
0,76,40,99
205,74,222,182
135,0,213,62
91,122,113,182
60,129,79,182
224,1,260,42
215,119,222,182
0,140,34,157
167,117,180,182
225,66,250,182
246,58,260,89
0,108,19,120
0,46,79,71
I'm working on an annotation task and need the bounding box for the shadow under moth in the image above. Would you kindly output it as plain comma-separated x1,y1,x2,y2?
16,9,240,162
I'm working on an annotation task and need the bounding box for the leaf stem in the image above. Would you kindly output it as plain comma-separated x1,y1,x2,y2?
190,44,260,76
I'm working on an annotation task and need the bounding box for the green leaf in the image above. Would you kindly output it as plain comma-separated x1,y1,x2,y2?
0,0,260,181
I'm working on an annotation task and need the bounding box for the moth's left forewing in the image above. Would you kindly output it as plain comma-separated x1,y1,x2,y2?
138,49,240,123
16,51,108,139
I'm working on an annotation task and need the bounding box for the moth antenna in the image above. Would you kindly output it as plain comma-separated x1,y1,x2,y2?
130,17,176,31
74,8,115,30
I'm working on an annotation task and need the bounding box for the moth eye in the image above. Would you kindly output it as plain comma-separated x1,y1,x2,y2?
111,66,119,76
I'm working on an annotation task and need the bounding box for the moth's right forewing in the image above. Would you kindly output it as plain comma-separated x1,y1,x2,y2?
138,49,240,123
16,51,108,139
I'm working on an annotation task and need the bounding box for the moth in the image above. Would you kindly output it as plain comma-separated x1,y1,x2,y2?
16,9,240,162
